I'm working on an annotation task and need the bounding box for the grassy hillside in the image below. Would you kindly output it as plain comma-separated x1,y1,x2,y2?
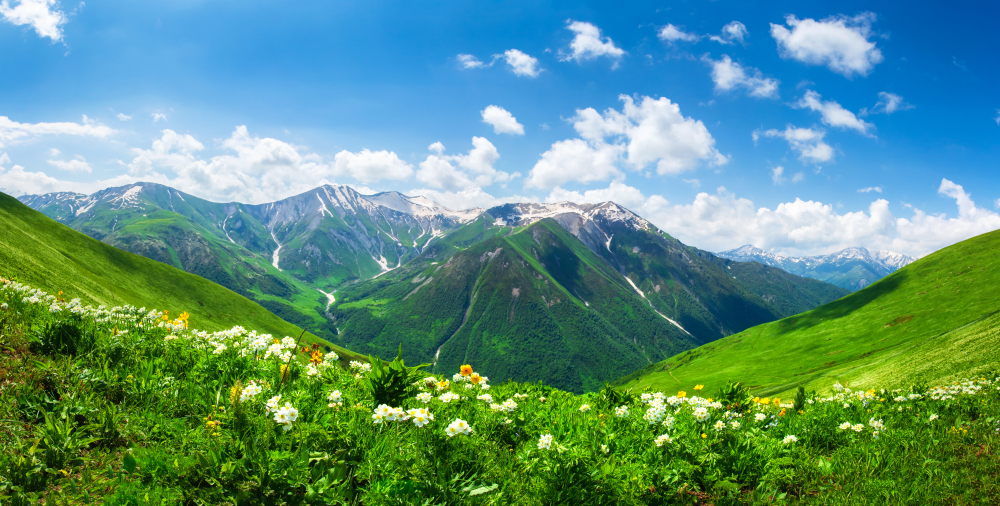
0,191,359,359
617,229,1000,396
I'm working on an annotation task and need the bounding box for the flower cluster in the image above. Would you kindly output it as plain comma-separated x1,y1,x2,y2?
445,418,472,437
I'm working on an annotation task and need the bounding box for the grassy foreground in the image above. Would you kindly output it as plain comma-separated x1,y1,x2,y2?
618,229,1000,398
2,279,1000,505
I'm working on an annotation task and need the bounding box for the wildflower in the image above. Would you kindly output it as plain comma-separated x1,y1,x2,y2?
701,433,707,439
445,418,472,437
407,408,434,427
537,433,554,450
694,384,704,390
783,435,798,444
0,303,7,309
417,392,432,403
929,414,939,422
755,413,766,422
372,404,393,424
661,415,675,429
439,392,460,403
266,395,282,413
677,391,687,398
654,434,673,447
851,424,864,432
644,404,667,424
730,421,741,429
460,364,473,377
869,418,885,431
273,402,299,430
692,407,709,422
437,379,450,391
539,397,546,403
579,404,592,413
601,444,609,453
305,364,320,377
423,377,439,389
615,405,629,418
477,394,493,403
838,422,852,430
713,420,726,432
240,381,263,402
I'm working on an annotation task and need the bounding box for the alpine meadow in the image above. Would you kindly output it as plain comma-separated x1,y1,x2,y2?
2,1,1000,504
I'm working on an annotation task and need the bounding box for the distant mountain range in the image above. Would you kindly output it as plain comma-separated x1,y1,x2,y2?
716,244,915,291
17,183,849,391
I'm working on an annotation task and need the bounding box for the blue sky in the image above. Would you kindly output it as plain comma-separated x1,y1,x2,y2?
1,0,998,257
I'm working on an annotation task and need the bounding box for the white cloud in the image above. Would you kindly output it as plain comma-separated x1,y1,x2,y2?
48,147,59,157
499,49,541,77
994,109,999,126
791,171,805,183
794,90,874,135
995,198,1000,209
481,105,524,135
151,113,167,122
658,24,699,43
770,12,884,78
0,115,116,148
563,179,999,258
427,141,445,155
527,95,727,188
858,186,882,193
0,0,67,41
525,139,623,189
771,166,785,185
704,55,779,98
457,54,485,69
332,149,413,184
116,113,132,121
561,20,625,65
46,155,91,173
863,92,913,115
754,126,834,165
709,21,748,45
416,137,512,191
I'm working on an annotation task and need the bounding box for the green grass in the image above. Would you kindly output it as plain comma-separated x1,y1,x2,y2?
618,229,1000,397
3,280,1000,505
0,191,360,360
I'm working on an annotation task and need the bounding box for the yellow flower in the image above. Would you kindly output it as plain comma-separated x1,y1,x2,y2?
760,397,770,404
779,408,786,417
470,372,482,384
677,391,687,398
753,397,760,403
773,398,781,405
460,364,474,377
701,433,707,439
694,384,704,390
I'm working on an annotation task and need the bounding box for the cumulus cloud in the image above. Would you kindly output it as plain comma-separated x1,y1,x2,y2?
771,166,785,185
495,49,539,77
151,113,167,122
416,137,512,191
754,126,834,165
116,113,132,121
427,141,445,155
858,186,882,193
704,55,779,98
658,24,699,43
794,90,874,135
861,92,914,116
0,0,67,41
771,12,884,78
457,54,485,69
709,21,748,45
481,105,524,135
409,186,537,211
527,95,727,188
0,115,116,148
46,155,91,173
332,149,413,184
561,20,625,65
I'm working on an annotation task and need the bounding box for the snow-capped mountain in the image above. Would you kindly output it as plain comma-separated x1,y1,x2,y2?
716,244,916,291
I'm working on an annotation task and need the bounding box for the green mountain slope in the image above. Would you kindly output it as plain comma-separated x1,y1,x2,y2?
332,219,699,392
616,229,1000,396
0,191,360,359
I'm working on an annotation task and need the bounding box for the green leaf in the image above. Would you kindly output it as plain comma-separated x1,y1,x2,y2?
467,483,499,496
122,454,137,474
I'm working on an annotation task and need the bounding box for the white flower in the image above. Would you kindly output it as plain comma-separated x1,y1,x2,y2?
266,395,282,413
537,433,554,450
477,394,494,403
579,404,591,413
730,421,741,429
661,415,675,428
407,408,435,427
615,405,629,418
445,418,472,437
372,404,393,424
754,413,767,422
644,404,667,424
601,444,609,453
782,435,798,444
868,418,885,431
929,414,939,422
274,402,299,430
0,303,8,309
654,434,673,447
281,336,296,348
692,407,709,422
713,420,726,432
851,424,864,432
327,390,342,403
838,422,852,430
439,392,460,403
305,364,320,377
240,381,263,402
416,392,432,403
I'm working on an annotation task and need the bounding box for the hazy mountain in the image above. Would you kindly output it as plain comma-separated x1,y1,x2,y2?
716,244,916,291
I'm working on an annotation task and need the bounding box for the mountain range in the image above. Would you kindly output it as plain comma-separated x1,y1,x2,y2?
716,244,915,291
17,183,849,391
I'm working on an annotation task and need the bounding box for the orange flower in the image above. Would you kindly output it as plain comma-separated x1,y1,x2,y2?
460,364,473,377
470,373,482,384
